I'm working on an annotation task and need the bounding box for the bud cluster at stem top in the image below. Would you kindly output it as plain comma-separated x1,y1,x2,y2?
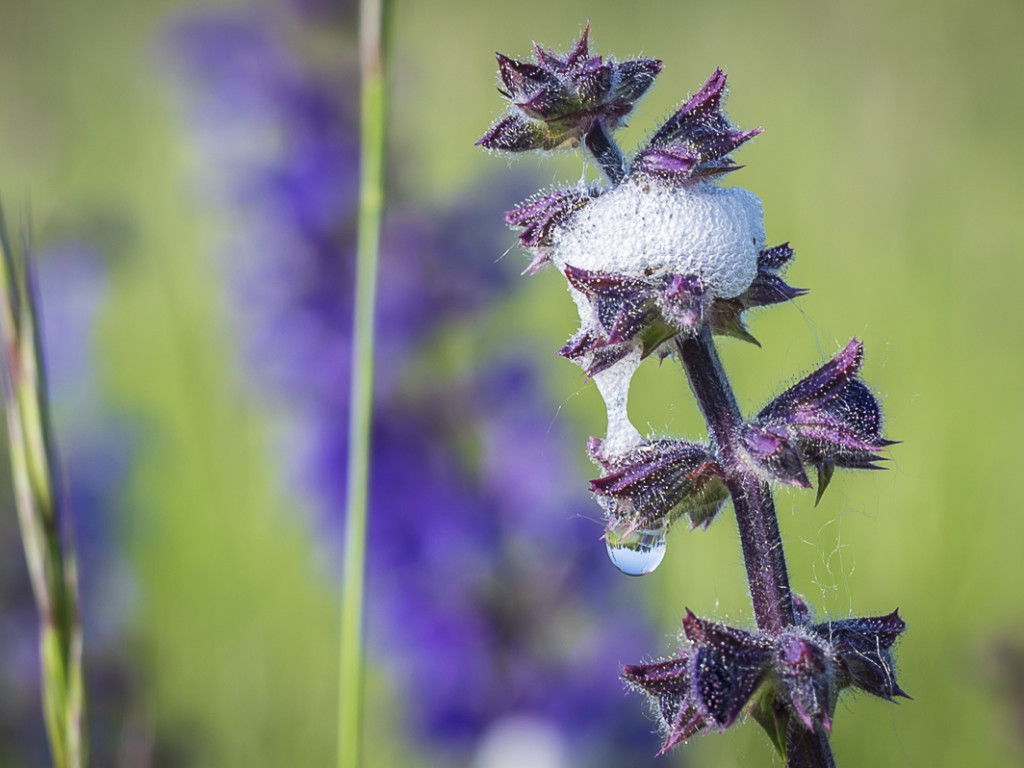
479,27,806,465
477,21,662,153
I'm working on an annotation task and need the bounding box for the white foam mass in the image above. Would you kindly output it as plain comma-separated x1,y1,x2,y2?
553,180,765,299
591,348,643,456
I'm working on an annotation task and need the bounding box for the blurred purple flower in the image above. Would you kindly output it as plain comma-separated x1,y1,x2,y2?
358,361,654,760
168,5,657,763
35,242,135,624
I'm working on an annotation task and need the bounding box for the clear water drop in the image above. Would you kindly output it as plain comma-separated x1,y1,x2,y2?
605,520,667,576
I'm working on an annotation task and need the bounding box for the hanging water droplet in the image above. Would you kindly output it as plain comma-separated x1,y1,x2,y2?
605,519,667,576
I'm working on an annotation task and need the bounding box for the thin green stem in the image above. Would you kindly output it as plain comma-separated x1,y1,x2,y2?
0,207,86,768
338,1,388,767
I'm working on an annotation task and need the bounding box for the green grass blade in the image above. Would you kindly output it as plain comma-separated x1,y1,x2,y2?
338,1,390,766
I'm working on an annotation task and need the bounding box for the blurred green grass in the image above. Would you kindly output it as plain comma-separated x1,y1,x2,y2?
2,0,1024,765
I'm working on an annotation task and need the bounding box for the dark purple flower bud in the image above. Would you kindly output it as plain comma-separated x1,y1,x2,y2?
774,634,834,732
632,145,698,178
811,610,910,701
563,267,658,347
683,611,773,729
743,243,806,307
557,265,666,376
476,114,552,152
706,243,807,345
633,69,761,184
738,423,811,488
557,243,802,375
659,274,708,330
627,604,907,753
496,53,554,99
609,59,665,104
477,23,662,152
622,654,708,753
505,187,598,274
588,437,728,531
763,338,865,416
557,327,634,377
566,250,801,372
649,68,731,145
558,266,730,377
623,610,773,753
745,339,894,499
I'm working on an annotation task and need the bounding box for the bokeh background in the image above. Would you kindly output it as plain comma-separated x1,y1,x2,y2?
1,0,1023,766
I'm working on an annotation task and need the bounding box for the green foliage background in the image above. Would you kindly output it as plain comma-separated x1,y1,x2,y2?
1,0,1023,766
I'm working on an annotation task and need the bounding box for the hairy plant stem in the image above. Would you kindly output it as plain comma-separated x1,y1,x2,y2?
676,329,794,632
338,0,389,766
584,123,626,184
787,728,838,768
676,328,835,768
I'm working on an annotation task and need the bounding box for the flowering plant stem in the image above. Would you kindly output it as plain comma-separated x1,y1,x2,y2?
677,328,834,767
480,28,906,763
676,329,795,633
338,0,389,766
0,209,86,768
